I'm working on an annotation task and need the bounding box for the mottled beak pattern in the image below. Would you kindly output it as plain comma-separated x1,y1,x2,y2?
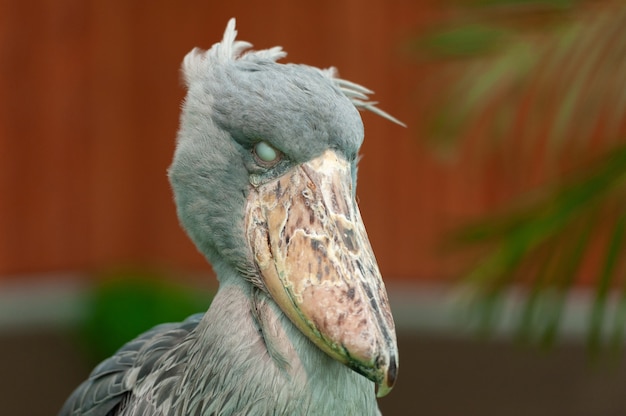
246,149,398,396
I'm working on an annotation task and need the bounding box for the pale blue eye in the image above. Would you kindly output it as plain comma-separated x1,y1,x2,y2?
254,141,279,164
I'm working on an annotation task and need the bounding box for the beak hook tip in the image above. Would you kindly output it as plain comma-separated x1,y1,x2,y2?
375,354,398,398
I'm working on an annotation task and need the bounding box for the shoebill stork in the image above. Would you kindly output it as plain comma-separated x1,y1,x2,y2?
60,18,401,416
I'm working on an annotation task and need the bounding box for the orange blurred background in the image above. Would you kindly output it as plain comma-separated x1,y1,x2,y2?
0,0,481,283
4,2,626,416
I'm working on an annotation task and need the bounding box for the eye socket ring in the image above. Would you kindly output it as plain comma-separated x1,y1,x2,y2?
253,141,281,167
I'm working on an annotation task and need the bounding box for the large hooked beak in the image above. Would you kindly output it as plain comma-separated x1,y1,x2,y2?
245,149,398,397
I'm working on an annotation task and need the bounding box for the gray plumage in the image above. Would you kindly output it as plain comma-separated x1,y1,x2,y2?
60,18,399,416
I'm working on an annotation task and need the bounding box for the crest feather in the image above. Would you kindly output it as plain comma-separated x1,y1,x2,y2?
182,18,404,127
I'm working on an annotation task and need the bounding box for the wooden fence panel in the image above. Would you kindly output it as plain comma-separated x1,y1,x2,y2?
0,0,488,283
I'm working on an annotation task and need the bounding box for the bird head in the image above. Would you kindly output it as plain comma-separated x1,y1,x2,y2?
169,18,400,397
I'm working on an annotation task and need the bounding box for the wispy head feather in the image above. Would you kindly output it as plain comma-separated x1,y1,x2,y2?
181,18,404,127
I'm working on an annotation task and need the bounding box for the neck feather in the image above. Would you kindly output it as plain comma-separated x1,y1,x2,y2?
183,272,379,415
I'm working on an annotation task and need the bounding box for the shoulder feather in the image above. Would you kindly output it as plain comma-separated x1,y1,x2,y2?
58,314,203,416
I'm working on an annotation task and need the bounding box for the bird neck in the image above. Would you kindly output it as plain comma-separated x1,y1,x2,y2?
187,270,380,415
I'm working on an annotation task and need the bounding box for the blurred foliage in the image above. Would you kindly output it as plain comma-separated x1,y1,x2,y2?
81,268,213,363
417,24,511,58
415,1,626,350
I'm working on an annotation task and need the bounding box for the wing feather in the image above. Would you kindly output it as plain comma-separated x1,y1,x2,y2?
58,314,204,416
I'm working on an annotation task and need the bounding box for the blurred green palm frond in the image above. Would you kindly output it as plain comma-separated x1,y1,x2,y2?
417,2,626,349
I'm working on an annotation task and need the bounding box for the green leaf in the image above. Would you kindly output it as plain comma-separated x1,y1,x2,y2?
418,24,510,58
456,143,626,346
